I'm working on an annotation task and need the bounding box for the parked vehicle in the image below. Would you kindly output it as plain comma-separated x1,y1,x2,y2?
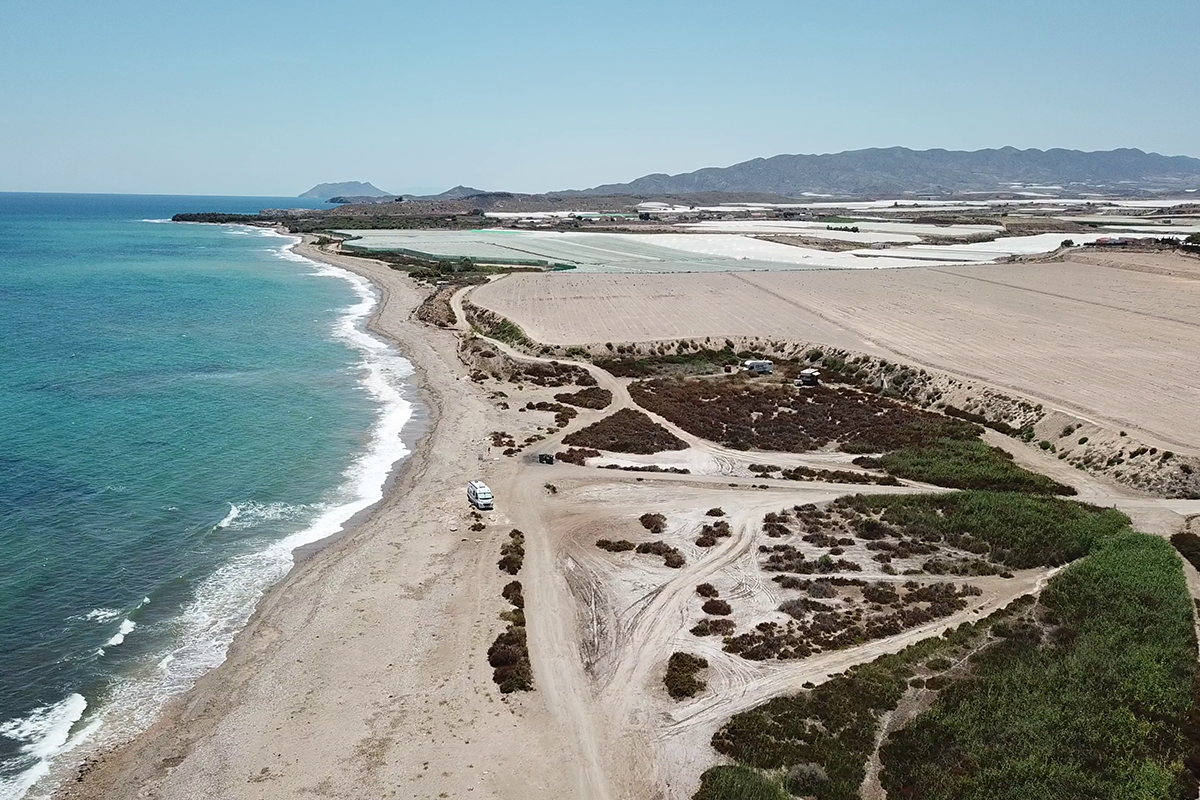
467,480,494,510
537,453,555,465
742,359,774,374
796,368,821,387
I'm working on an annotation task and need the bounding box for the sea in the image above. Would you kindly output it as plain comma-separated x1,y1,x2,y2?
0,193,418,799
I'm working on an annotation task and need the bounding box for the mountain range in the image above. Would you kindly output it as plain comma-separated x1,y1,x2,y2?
568,147,1200,197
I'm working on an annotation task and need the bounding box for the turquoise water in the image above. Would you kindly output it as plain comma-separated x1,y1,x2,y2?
0,194,416,798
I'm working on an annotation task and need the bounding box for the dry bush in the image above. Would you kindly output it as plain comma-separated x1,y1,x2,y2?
523,400,578,429
640,512,667,533
487,625,533,693
498,529,525,575
502,580,525,608
596,538,636,552
664,652,709,699
562,408,688,454
555,447,599,465
554,386,613,410
599,463,691,474
510,360,594,388
702,599,733,616
697,583,720,598
629,377,977,453
706,507,726,517
692,618,737,637
637,540,685,568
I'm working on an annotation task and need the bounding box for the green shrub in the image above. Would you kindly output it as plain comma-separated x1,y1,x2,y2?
693,766,788,800
880,533,1197,800
860,491,1129,568
664,652,709,699
881,438,1076,495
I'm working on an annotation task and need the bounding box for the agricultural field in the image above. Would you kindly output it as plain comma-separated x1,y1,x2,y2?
471,256,1200,453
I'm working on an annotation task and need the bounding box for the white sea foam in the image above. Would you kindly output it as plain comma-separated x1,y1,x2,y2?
76,608,121,624
15,230,417,799
103,620,136,648
227,500,311,529
215,503,240,529
0,695,90,800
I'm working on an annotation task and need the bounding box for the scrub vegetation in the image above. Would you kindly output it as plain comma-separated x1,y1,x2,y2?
881,534,1198,799
562,408,687,454
489,530,532,693
627,377,1064,493
553,386,613,409
881,437,1075,494
664,652,709,699
628,377,975,454
698,533,1198,800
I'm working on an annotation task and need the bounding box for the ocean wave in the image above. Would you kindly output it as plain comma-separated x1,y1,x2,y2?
215,503,239,529
75,608,121,624
103,620,136,648
21,235,417,797
139,219,172,224
219,500,315,531
0,694,92,800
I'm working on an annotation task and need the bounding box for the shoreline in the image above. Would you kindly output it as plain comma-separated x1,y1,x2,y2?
52,237,460,799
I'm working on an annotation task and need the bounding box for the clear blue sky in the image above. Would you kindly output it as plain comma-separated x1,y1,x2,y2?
1,0,1196,196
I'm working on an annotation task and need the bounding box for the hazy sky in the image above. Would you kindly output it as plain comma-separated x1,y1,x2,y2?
2,0,1197,196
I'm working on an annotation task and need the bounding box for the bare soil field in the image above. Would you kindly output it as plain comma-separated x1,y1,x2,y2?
472,255,1200,454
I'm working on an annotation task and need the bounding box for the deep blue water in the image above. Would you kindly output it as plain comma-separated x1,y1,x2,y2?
0,194,414,798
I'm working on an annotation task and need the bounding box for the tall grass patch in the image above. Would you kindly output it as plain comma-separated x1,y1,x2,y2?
881,437,1075,495
880,533,1199,799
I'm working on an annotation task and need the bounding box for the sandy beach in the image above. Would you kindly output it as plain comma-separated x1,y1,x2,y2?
58,240,599,800
56,241,1200,800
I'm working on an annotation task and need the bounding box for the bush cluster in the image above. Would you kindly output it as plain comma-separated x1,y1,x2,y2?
553,386,613,410
554,447,599,465
881,534,1198,799
522,401,577,428
628,377,977,454
691,617,737,637
509,359,595,388
489,533,532,693
639,513,667,533
562,409,688,454
498,529,525,574
664,652,709,699
696,583,720,598
637,540,685,568
703,598,1035,800
596,538,636,552
696,519,733,547
881,437,1076,495
599,463,690,474
487,624,532,693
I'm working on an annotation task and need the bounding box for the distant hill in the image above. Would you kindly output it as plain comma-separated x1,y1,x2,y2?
299,181,392,200
571,147,1200,197
425,185,490,200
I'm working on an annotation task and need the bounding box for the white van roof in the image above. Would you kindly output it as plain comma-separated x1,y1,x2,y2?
468,480,492,492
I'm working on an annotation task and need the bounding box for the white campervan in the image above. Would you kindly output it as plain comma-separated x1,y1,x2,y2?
467,480,494,510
